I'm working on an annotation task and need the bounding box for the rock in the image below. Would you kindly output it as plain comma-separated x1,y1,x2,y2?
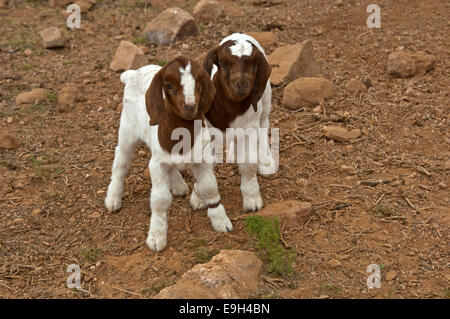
0,131,21,149
193,0,224,21
247,31,276,47
387,50,435,78
281,286,313,298
31,208,43,216
327,259,342,269
256,200,312,228
385,270,397,281
345,78,367,95
339,165,356,175
88,211,101,219
74,0,93,13
148,0,167,9
6,117,13,124
438,181,447,189
268,40,321,85
40,27,65,49
13,218,24,224
24,48,32,56
219,0,243,17
48,0,72,7
15,89,46,105
109,41,148,72
323,126,361,142
282,77,335,109
155,250,263,299
143,8,199,45
57,86,79,112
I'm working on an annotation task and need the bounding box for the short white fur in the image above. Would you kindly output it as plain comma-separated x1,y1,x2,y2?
179,62,196,105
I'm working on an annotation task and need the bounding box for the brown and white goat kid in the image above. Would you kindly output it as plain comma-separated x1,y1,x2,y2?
105,58,232,252
203,33,276,212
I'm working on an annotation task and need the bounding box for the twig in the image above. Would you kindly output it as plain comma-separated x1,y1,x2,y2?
112,286,142,297
416,166,432,176
280,141,306,152
375,194,385,205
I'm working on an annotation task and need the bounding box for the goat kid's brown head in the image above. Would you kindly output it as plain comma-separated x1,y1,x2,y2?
204,39,271,111
146,57,216,126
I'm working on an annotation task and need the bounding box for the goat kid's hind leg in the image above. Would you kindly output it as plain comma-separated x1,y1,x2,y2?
169,168,189,197
146,159,171,252
190,164,232,232
105,127,138,212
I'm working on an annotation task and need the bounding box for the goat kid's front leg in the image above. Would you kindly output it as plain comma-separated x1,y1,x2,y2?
146,159,172,252
190,164,232,233
239,162,263,212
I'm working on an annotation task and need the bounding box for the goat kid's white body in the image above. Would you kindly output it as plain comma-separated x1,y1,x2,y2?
105,65,232,252
208,33,276,212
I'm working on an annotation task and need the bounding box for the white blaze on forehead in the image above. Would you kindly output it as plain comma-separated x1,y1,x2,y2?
179,62,196,105
229,39,253,57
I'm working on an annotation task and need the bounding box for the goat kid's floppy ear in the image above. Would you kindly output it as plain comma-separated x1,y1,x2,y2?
146,68,166,126
203,46,219,76
249,50,272,112
198,69,216,117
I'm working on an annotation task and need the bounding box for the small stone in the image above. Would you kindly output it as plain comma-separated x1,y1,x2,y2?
143,8,199,45
155,250,263,298
144,167,150,179
15,89,46,106
323,126,361,142
148,0,167,9
219,0,243,17
438,181,447,189
283,77,335,109
340,165,356,175
74,0,92,13
116,102,123,113
40,27,65,49
88,211,101,219
345,78,367,95
31,208,43,216
6,117,13,124
387,50,435,78
268,40,321,85
110,41,148,72
24,49,32,56
57,86,79,112
385,270,397,281
48,0,72,7
13,218,24,224
327,259,342,269
193,0,224,22
247,31,276,47
0,131,21,149
256,200,312,228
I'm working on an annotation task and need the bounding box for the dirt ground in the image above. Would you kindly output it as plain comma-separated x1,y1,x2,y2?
0,0,449,299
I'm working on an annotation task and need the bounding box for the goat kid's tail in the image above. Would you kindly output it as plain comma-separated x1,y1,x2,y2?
120,70,136,85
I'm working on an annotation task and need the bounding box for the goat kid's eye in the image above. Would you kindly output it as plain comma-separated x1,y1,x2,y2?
165,83,177,94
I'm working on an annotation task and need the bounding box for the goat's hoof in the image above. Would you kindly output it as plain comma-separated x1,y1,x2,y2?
208,205,233,232
258,157,277,177
189,190,208,210
146,230,167,252
243,195,264,212
104,196,122,212
171,182,189,197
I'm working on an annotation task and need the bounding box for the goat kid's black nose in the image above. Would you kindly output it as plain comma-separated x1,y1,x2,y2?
184,104,195,113
234,79,249,91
